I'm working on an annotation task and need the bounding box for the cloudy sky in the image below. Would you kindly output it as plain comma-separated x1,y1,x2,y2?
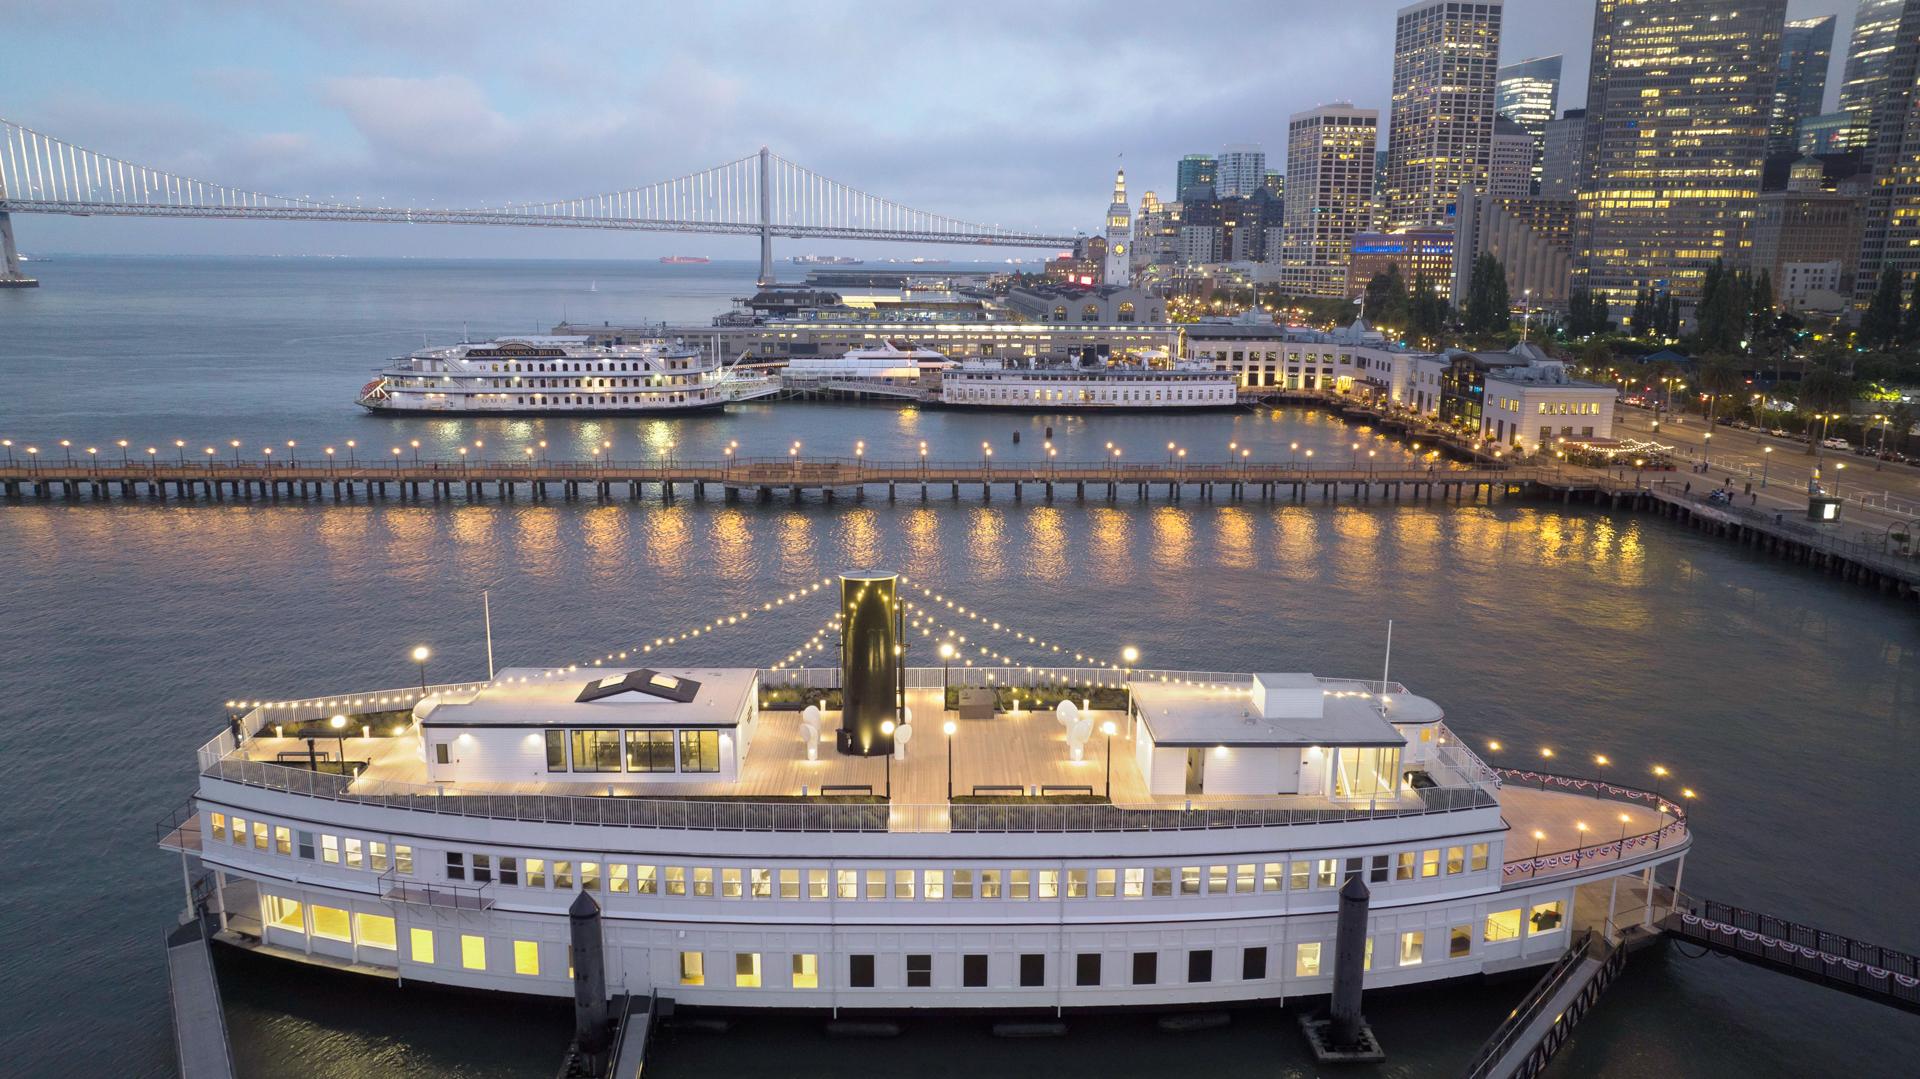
3,0,1859,259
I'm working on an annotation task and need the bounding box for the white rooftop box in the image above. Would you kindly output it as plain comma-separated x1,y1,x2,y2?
1250,673,1325,720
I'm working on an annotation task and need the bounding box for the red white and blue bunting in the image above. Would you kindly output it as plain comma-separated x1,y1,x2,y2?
1677,914,1920,989
1501,818,1688,877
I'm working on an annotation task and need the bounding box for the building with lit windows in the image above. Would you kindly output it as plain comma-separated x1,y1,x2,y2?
168,641,1686,1008
1176,154,1217,200
1539,109,1586,198
1346,227,1456,298
1383,0,1504,228
1495,54,1561,194
1477,358,1619,449
1282,103,1380,297
1840,0,1905,138
1854,0,1920,310
1576,0,1784,310
1750,159,1865,306
1772,17,1836,156
1797,110,1868,155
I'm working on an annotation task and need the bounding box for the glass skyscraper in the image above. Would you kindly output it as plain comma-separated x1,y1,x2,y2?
1495,54,1562,195
1771,17,1835,156
1384,0,1503,229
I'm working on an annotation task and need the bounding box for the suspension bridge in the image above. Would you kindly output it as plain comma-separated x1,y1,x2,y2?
0,117,1080,288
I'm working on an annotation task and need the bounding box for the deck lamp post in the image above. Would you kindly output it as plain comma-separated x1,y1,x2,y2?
539,439,548,465
261,447,272,472
1048,446,1057,477
1167,441,1177,466
1102,720,1117,799
1595,754,1609,788
329,713,349,768
458,447,469,471
2,440,12,466
174,440,186,465
1350,442,1360,468
789,442,800,479
723,445,733,478
939,641,955,698
1616,812,1631,860
60,439,71,464
1529,830,1545,878
347,440,357,466
919,441,928,479
412,645,431,693
880,720,895,799
24,446,35,472
411,439,421,465
1574,822,1589,868
231,440,241,464
286,440,297,465
944,719,957,801
325,447,335,474
1121,646,1139,738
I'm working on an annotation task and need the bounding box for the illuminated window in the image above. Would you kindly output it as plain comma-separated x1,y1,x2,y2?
1181,866,1201,895
231,816,246,845
791,953,819,989
1446,846,1465,874
1485,909,1522,942
625,729,674,772
310,905,351,942
1009,869,1031,899
610,864,629,893
369,841,388,871
1153,867,1173,896
1296,942,1323,977
1529,901,1565,933
980,870,1003,899
679,951,704,986
1317,859,1339,887
275,826,292,856
264,895,304,933
210,812,227,842
1209,865,1228,894
554,861,574,890
321,835,340,865
344,838,363,869
1067,869,1087,898
923,869,944,899
866,869,886,900
1235,864,1256,893
410,928,435,964
461,934,487,970
528,858,547,888
1399,930,1425,966
952,869,974,899
836,869,858,899
356,914,397,950
395,845,413,874
679,729,721,773
778,869,799,899
893,869,914,899
1421,849,1440,877
808,869,828,899
1126,868,1147,898
1470,843,1489,871
735,953,761,988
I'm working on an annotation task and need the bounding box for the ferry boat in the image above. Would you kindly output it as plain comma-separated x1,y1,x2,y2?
940,358,1239,410
658,255,710,265
356,336,779,415
162,573,1691,1015
790,255,863,266
782,343,953,393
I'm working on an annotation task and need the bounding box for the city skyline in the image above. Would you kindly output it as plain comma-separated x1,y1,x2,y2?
1,0,1861,259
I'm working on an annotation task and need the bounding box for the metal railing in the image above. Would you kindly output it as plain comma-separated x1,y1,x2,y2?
1494,769,1689,884
1666,894,1920,1010
1461,928,1623,1079
376,867,495,911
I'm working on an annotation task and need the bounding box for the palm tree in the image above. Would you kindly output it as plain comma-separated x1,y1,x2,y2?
1796,366,1856,454
1696,354,1743,433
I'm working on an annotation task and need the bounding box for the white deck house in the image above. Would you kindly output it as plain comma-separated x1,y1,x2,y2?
1131,674,1441,800
417,667,760,786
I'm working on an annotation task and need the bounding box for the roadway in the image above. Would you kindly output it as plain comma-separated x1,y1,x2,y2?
1614,407,1920,542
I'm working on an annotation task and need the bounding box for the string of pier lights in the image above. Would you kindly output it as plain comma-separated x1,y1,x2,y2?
767,612,846,672
894,575,1132,672
221,578,837,712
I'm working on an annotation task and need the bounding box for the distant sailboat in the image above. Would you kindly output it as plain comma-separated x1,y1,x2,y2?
588,280,598,293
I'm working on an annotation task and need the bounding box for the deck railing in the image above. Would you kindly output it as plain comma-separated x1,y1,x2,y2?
1495,769,1690,884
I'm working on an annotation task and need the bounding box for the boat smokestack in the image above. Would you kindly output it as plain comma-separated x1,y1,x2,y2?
569,890,611,1071
837,571,901,757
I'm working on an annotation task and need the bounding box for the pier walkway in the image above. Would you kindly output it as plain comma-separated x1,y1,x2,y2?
1664,895,1920,1014
165,920,235,1079
1462,930,1626,1079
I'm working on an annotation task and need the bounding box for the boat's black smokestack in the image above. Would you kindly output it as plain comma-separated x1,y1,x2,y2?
837,571,900,756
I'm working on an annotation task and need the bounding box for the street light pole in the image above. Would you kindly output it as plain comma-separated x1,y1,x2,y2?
944,719,957,802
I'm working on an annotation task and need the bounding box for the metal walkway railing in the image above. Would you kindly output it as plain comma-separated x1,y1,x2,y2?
1665,895,1920,1013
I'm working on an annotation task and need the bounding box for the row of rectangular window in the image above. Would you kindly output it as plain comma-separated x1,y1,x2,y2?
674,903,1565,990
440,846,1491,897
263,896,552,976
209,812,413,874
530,728,721,774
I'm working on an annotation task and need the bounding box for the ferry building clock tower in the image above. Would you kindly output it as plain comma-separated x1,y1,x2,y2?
1104,168,1130,285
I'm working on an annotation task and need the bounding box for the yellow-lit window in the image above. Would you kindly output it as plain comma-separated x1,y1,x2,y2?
791,953,819,989
230,816,246,844
1126,868,1147,898
582,862,601,891
1421,849,1440,877
893,869,915,899
461,934,486,970
1446,846,1465,874
680,951,705,986
1485,908,1522,942
1470,843,1490,871
1010,870,1030,899
253,822,268,849
1295,942,1322,977
210,812,227,842
610,864,629,893
778,869,799,899
310,905,351,942
922,869,944,900
1235,864,1255,894
735,953,761,988
1399,930,1424,966
1529,901,1565,934
808,869,828,899
354,913,397,950
410,928,435,964
1317,859,1338,887
345,838,364,869
1397,852,1416,880
514,940,540,976
321,835,339,865
275,826,291,855
693,867,713,897
264,895,304,932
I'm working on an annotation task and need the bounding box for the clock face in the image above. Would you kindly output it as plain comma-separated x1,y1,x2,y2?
1113,244,1126,256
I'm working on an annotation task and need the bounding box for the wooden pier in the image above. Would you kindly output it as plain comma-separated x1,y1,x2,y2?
0,455,1550,507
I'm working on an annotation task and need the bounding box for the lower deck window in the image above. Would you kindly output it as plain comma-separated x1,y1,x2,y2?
355,913,397,950
792,953,819,989
735,953,761,988
1076,953,1101,986
1296,942,1322,977
264,895,303,933
907,954,932,987
1485,908,1522,942
310,905,351,942
1188,949,1212,983
461,934,486,970
964,954,989,987
849,954,875,988
1243,946,1267,980
410,928,435,964
1132,951,1157,985
680,951,704,986
515,941,540,976
1530,901,1565,933
1020,954,1044,987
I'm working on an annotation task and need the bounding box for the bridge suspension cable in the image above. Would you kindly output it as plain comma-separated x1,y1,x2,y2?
0,116,1078,281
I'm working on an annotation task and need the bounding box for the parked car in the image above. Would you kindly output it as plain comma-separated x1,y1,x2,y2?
1823,437,1852,450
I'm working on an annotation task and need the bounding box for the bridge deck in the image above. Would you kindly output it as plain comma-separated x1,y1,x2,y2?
1665,897,1920,1013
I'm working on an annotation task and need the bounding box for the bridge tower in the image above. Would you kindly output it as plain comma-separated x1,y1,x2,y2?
0,166,39,288
758,146,774,287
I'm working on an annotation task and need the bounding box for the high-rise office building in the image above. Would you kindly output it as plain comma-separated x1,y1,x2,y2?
1216,145,1267,198
1854,1,1920,306
1176,154,1216,200
1840,0,1905,140
1263,171,1284,199
1489,117,1536,198
1384,0,1504,228
1540,109,1587,197
1771,17,1836,155
1798,110,1869,154
1496,54,1562,194
1281,103,1380,297
1577,0,1784,310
